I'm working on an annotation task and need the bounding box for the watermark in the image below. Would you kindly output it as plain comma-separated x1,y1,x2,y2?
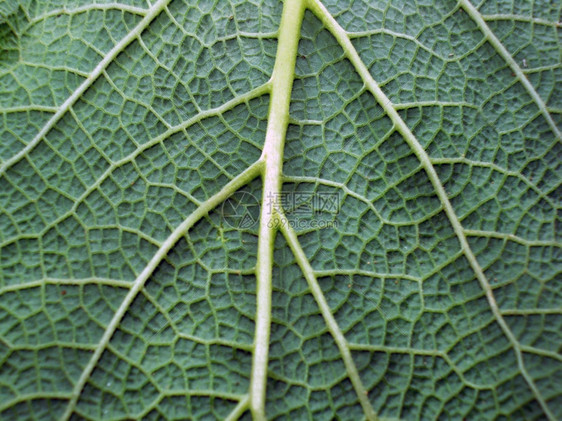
265,191,339,215
221,191,260,229
267,216,338,229
221,191,340,229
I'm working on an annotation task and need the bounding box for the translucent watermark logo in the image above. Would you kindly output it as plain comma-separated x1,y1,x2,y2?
265,191,340,215
221,191,340,229
267,216,339,229
221,191,260,229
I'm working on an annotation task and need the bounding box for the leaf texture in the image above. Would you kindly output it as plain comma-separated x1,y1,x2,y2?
0,0,560,419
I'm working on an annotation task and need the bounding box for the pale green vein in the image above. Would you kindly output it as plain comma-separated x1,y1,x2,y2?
459,0,561,140
348,343,503,391
249,0,304,418
0,105,58,114
282,174,444,226
268,366,364,393
102,70,173,130
135,34,203,114
139,289,254,352
429,156,557,209
314,269,421,283
18,62,91,78
463,229,560,247
307,0,556,418
163,389,244,400
163,6,279,48
349,343,446,355
280,213,377,421
525,64,561,74
287,117,324,125
315,247,465,285
143,182,202,206
91,224,163,246
30,3,148,24
209,267,256,276
348,28,448,60
267,371,317,389
105,344,164,391
7,342,98,352
0,83,270,249
430,156,552,179
520,346,562,363
393,101,478,110
138,288,195,338
175,333,254,353
225,395,250,421
0,0,171,178
59,160,263,420
0,277,131,295
482,14,561,28
94,389,245,421
501,308,562,316
0,393,73,412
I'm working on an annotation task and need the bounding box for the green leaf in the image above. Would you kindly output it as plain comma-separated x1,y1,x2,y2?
0,0,560,419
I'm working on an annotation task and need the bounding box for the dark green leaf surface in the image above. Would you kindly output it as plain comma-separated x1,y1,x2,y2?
0,0,560,419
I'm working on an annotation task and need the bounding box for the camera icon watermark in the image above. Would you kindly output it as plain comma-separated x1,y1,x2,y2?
222,191,340,229
221,191,260,229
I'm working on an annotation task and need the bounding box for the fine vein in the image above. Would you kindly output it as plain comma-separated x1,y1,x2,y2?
60,161,262,420
459,0,561,140
0,0,172,177
306,0,556,419
280,214,378,421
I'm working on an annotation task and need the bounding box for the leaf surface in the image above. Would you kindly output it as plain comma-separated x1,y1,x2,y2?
0,0,560,419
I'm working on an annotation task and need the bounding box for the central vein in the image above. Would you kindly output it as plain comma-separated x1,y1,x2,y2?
250,0,306,419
